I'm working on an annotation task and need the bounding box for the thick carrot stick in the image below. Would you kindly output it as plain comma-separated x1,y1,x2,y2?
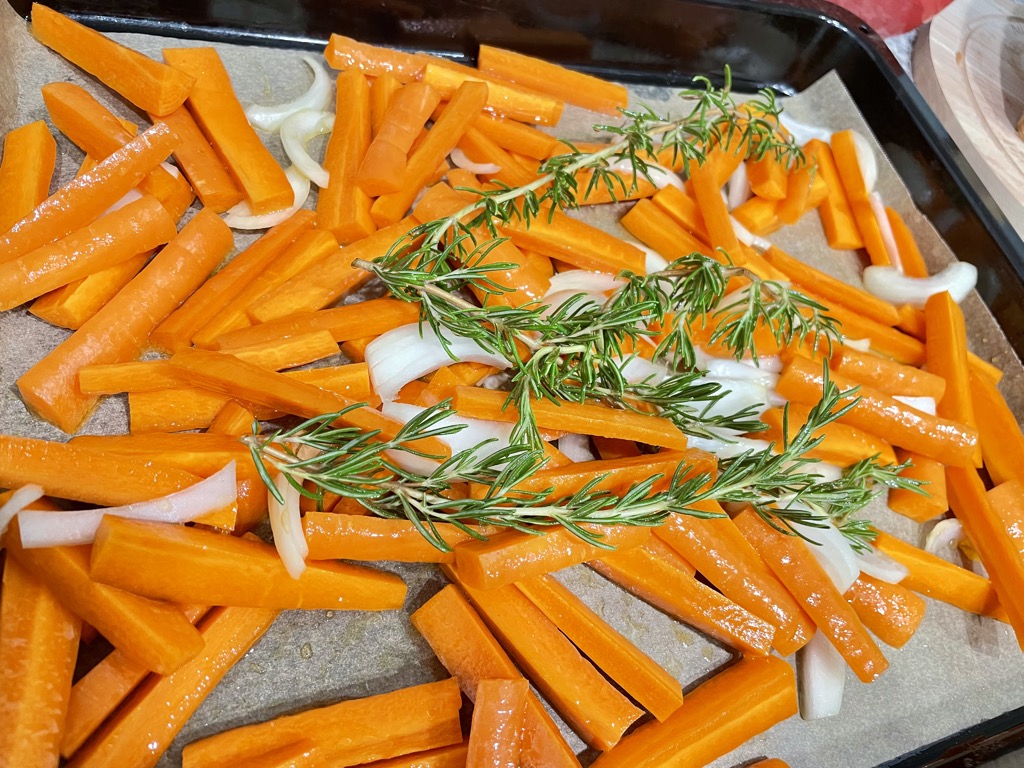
830,131,891,265
454,525,652,590
31,4,193,115
150,106,245,212
457,126,537,187
164,46,293,214
746,153,788,200
733,508,888,683
357,82,441,196
245,218,420,323
829,344,946,401
886,207,928,277
887,449,947,522
70,431,256,475
4,522,204,675
324,34,432,80
317,71,376,242
590,537,776,655
925,291,982,466
947,466,1024,647
650,184,710,243
474,113,560,159
467,678,529,767
762,245,899,326
0,558,81,768
370,72,402,135
0,195,176,312
776,160,813,225
90,517,407,610
590,655,796,768
65,605,277,768
970,370,1024,486
732,195,782,236
421,63,563,126
446,566,644,751
988,481,1024,559
0,122,179,264
690,159,741,260
655,506,815,656
896,303,926,339
517,574,684,720
0,120,57,234
208,400,256,436
30,252,152,330
453,386,687,449
804,139,863,251
776,355,978,467
757,403,897,467
303,513,492,562
151,210,314,351
371,81,489,226
411,585,581,768
844,575,926,649
620,197,712,260
181,679,463,767
18,208,232,433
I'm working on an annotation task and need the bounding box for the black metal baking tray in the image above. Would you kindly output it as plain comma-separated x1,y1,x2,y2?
8,0,1024,764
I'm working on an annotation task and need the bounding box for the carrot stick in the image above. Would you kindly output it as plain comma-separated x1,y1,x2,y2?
366,744,469,768
620,197,713,260
0,122,179,264
732,195,782,236
776,355,978,467
762,245,900,326
370,72,402,135
988,481,1024,558
65,605,278,768
181,679,463,767
17,208,232,433
925,291,982,466
445,566,644,751
829,344,946,401
453,386,687,449
70,432,256,476
454,525,652,590
799,289,926,365
589,655,796,768
208,400,256,435
371,81,489,226
303,513,491,562
60,605,210,759
844,575,926,649
457,126,537,187
357,82,441,196
0,557,81,768
89,517,407,610
411,585,581,768
421,63,563,126
655,506,815,656
474,113,560,159
324,34,432,81
0,120,57,234
804,139,863,250
776,160,813,225
757,403,898,467
516,574,684,721
746,153,788,200
733,508,888,682
690,158,741,260
0,194,176,312
467,678,529,767
31,4,194,115
190,229,339,346
970,370,1024,486
650,184,710,243
887,449,948,522
245,218,420,323
149,106,245,212
30,251,152,330
947,465,1024,648
4,521,204,675
163,46,293,214
151,210,314,352
590,537,776,655
477,45,628,115
886,207,928,277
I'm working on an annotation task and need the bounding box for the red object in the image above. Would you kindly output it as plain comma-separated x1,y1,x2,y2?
827,0,952,37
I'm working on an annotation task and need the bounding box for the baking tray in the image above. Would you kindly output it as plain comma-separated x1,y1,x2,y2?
6,0,1024,765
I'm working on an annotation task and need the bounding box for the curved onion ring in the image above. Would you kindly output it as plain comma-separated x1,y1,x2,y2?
607,158,685,191
799,631,846,720
0,484,44,537
450,148,501,175
869,193,901,270
852,130,878,195
223,165,311,230
727,162,751,211
855,545,909,584
863,261,977,309
281,109,335,188
547,270,624,296
269,472,307,580
246,54,332,133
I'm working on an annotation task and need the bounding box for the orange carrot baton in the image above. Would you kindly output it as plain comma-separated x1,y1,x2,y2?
0,120,57,234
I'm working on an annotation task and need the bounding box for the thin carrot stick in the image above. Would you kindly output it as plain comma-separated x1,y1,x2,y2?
0,122,179,264
620,197,712,260
776,160,813,225
804,140,863,250
467,678,529,767
970,370,1024,486
649,184,711,243
303,514,491,562
18,208,232,433
324,34,432,81
0,120,57,234
589,655,796,768
370,72,402,135
366,744,469,768
208,401,256,436
798,290,926,365
0,557,81,768
357,82,441,196
887,449,947,523
474,113,560,159
457,126,537,187
164,46,293,214
897,303,926,339
757,403,898,467
830,130,891,265
844,575,926,649
690,159,741,260
733,508,888,683
829,344,946,401
886,207,928,277
421,63,563,126
30,252,152,330
31,4,194,115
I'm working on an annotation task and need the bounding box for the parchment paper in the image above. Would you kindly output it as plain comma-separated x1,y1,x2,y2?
1,3,1023,765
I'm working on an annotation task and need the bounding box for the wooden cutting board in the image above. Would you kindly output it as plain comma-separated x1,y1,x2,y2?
913,0,1024,238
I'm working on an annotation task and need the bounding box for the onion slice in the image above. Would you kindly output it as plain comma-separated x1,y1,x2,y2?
893,395,937,416
245,54,332,132
280,109,335,188
862,262,977,309
17,463,237,548
0,484,45,537
778,113,833,145
731,215,771,252
802,517,860,593
269,472,307,579
559,433,595,463
607,159,684,191
924,517,964,560
855,545,909,584
727,162,750,211
869,193,902,271
449,148,501,175
852,131,878,195
223,165,311,230
547,270,624,295
799,630,846,720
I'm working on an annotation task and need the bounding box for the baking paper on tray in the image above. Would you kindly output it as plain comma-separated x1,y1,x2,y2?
1,3,1023,765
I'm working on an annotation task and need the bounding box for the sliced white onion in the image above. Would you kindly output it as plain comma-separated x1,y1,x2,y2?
799,630,846,721
855,545,909,584
161,161,180,178
0,484,45,538
778,113,833,145
103,188,144,216
17,463,237,548
607,159,684,191
618,355,672,386
636,244,669,274
687,433,774,460
893,395,937,416
697,376,773,423
449,147,501,175
281,109,334,188
246,54,332,133
843,337,872,352
223,165,311,230
541,290,606,317
924,517,964,560
869,193,902,271
727,162,751,211
852,131,878,195
696,351,781,389
731,216,771,252
269,472,306,579
800,516,860,593
366,323,511,403
547,270,624,296
862,261,978,309
804,462,844,483
559,433,595,463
